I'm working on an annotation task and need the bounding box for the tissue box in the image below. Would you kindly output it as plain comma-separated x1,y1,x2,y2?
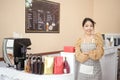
64,46,75,53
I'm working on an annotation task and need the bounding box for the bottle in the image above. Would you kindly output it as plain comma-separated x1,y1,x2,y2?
46,22,49,31
63,57,70,74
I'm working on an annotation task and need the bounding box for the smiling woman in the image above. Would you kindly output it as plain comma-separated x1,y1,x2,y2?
75,17,104,80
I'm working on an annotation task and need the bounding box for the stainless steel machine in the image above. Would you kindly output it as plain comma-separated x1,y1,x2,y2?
2,38,31,70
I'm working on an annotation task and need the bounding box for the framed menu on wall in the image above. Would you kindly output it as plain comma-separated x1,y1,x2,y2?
25,0,60,33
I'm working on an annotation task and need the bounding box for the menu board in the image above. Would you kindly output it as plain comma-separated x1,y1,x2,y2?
25,0,60,33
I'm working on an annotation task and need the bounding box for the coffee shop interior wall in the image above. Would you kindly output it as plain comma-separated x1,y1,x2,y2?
0,0,120,57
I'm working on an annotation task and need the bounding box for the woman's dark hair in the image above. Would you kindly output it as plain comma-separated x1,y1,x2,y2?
82,18,96,27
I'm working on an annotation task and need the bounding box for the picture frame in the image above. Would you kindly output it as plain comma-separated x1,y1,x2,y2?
25,0,60,33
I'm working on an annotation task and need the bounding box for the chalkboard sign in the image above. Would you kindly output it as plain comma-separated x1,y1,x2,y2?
25,0,60,33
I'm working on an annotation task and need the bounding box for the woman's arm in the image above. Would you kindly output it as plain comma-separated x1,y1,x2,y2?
88,33,104,60
75,38,89,63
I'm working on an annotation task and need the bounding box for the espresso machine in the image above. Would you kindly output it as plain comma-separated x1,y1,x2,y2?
2,38,31,70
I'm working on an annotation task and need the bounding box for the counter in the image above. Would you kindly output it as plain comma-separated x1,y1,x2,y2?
0,46,118,80
0,67,73,80
0,53,75,80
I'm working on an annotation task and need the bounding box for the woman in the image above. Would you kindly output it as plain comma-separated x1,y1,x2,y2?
75,18,104,80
